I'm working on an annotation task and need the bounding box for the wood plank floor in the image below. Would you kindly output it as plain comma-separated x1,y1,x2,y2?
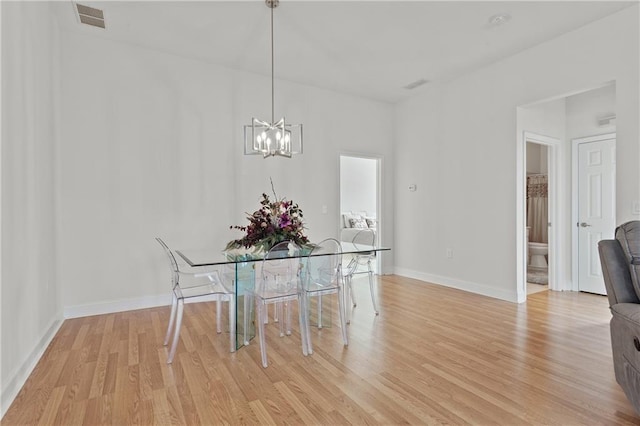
3,275,638,425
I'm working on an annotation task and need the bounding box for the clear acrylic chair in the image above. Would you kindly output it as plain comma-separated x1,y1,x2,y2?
343,228,379,319
156,238,235,364
301,238,348,355
249,241,308,368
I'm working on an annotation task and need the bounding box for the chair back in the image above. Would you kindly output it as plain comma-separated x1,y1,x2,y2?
304,238,342,289
258,241,301,295
156,237,179,288
352,228,376,248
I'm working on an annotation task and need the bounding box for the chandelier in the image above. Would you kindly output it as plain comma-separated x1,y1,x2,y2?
244,0,303,158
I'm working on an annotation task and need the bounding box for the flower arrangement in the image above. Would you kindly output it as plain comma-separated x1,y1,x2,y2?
225,189,310,253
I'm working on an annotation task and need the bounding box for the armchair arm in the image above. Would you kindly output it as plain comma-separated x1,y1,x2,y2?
599,239,639,306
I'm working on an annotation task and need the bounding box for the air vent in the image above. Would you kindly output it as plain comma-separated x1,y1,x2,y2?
403,79,429,90
598,114,616,127
74,3,105,29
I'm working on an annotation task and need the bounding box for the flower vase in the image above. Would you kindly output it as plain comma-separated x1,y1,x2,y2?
223,246,265,262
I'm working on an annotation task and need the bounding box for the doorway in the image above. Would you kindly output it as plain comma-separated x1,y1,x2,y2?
516,83,616,303
524,133,560,297
525,140,550,294
339,155,381,273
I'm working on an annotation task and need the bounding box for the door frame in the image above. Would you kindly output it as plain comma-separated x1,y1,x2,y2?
338,153,383,274
519,133,561,300
571,132,616,292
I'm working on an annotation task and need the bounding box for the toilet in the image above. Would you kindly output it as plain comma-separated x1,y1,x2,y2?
528,242,548,269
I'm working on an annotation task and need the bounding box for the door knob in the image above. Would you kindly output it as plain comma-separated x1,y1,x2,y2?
579,222,592,228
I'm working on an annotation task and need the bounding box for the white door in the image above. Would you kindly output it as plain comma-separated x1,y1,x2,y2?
577,137,616,295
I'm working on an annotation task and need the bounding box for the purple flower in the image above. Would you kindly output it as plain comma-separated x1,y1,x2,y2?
226,192,310,251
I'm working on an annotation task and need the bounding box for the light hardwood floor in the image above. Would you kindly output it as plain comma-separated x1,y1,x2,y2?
3,275,638,425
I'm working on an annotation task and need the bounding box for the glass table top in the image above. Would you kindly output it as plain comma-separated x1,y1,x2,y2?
176,242,389,267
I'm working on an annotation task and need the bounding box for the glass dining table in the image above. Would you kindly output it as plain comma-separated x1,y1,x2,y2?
176,242,390,351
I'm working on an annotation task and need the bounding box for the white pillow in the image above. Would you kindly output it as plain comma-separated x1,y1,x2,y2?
343,213,362,228
349,218,368,229
365,217,377,229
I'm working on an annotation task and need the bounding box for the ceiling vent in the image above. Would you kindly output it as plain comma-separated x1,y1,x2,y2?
403,78,429,90
74,2,105,29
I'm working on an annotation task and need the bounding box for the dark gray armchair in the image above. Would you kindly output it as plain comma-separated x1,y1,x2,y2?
598,221,640,414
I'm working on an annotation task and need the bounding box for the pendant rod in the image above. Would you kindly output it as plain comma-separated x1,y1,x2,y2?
270,4,275,124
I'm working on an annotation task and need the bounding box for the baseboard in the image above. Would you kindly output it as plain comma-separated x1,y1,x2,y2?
393,267,519,303
1,314,63,419
63,294,172,319
62,292,228,319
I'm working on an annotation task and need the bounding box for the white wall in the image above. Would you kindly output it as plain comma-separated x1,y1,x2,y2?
520,98,567,144
1,2,62,416
526,144,548,175
57,27,395,316
526,144,540,173
566,84,616,141
340,156,377,217
394,6,639,302
522,98,565,176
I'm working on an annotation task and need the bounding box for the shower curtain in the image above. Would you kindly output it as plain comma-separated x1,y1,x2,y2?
527,174,548,243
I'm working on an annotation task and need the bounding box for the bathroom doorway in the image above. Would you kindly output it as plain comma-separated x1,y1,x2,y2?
516,128,561,302
525,138,553,294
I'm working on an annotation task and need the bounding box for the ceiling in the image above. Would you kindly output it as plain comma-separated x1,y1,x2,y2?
53,1,636,103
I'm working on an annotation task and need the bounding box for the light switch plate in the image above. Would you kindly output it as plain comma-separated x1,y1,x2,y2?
633,201,640,215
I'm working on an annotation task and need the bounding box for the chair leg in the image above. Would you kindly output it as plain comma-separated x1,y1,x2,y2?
298,293,309,356
285,301,292,336
317,294,323,329
257,301,268,368
167,298,184,364
337,287,349,347
164,293,178,346
244,292,252,346
216,298,222,334
344,275,353,324
349,274,358,307
367,261,379,315
229,294,236,353
277,302,285,337
302,292,313,355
